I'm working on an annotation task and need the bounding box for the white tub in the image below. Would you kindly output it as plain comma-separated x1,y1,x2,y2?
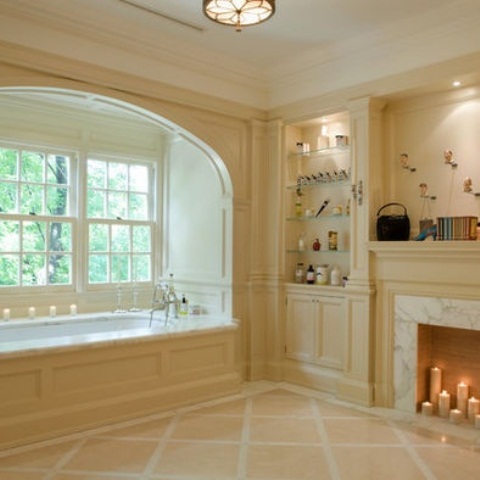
0,312,236,356
0,311,241,449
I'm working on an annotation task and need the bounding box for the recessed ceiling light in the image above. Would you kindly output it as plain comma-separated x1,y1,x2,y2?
452,81,462,87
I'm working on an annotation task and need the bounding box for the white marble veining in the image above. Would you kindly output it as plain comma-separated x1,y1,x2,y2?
0,311,238,358
394,295,480,412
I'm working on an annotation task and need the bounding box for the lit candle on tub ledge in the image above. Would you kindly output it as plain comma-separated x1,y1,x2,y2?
28,307,35,319
438,390,451,418
3,308,10,321
475,414,480,429
468,397,480,422
429,367,442,405
421,401,433,416
457,382,469,417
49,305,56,318
449,409,463,425
70,304,77,316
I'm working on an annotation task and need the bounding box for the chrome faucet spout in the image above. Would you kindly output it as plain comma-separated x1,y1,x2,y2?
149,274,180,327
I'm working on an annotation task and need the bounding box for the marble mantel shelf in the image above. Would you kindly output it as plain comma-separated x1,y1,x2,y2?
368,240,480,256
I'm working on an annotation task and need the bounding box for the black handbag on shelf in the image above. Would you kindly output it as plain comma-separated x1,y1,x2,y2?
376,202,410,241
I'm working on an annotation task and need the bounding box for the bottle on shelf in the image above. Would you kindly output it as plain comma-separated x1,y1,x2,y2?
298,232,306,252
306,264,315,284
312,238,321,251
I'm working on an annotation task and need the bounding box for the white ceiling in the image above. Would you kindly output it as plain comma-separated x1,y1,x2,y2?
1,0,480,109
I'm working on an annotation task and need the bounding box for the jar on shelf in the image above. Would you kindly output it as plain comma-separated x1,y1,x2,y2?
330,265,341,286
295,263,305,284
312,238,321,251
315,265,329,285
328,231,338,250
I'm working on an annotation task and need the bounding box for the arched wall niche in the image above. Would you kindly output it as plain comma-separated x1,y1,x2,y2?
0,85,237,317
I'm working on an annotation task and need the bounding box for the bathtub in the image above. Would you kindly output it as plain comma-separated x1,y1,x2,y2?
0,312,241,449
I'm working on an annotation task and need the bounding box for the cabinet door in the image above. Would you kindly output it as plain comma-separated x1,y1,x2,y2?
286,293,344,369
313,296,344,369
286,293,316,362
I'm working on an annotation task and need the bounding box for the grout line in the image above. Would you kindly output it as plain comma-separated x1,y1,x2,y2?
311,397,342,480
391,422,438,480
140,413,179,479
236,396,252,479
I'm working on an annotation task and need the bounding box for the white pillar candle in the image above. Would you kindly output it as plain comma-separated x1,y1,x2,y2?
421,401,433,416
449,408,463,424
70,304,77,316
28,307,35,319
457,382,469,417
3,308,10,321
475,414,480,429
429,367,442,405
49,305,56,318
468,397,480,422
438,390,451,418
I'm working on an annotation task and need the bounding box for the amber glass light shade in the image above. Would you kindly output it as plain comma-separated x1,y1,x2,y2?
203,0,275,31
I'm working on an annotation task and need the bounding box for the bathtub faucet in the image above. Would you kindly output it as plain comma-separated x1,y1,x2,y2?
149,274,180,326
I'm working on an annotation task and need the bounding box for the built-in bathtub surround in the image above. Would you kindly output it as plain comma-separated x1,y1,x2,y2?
0,312,240,449
394,295,480,413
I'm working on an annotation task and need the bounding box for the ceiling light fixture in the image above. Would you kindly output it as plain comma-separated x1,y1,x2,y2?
203,0,275,32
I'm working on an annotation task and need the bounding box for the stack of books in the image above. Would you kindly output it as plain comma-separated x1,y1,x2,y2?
436,216,478,240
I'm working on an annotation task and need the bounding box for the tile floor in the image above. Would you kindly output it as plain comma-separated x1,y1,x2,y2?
0,382,479,480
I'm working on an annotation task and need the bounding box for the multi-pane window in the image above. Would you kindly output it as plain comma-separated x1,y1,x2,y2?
86,158,152,285
0,147,73,287
0,146,154,289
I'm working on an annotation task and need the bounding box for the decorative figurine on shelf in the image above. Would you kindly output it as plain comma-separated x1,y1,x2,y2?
312,238,321,251
419,182,428,197
444,149,458,167
400,152,416,172
463,176,473,192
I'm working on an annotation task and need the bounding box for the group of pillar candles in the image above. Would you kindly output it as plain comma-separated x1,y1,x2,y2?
421,367,480,427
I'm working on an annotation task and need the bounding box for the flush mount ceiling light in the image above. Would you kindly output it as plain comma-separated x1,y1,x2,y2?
203,0,275,32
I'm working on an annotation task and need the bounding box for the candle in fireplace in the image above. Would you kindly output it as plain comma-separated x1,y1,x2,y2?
438,390,451,418
457,382,469,417
468,397,480,422
429,367,442,406
421,401,433,416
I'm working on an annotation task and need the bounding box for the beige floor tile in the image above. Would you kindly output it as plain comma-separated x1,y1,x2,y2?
101,417,172,439
249,416,321,443
194,398,247,415
0,441,77,469
414,445,480,480
315,399,375,418
53,474,139,479
323,418,401,444
251,393,314,417
0,473,47,480
332,446,427,480
62,437,157,473
152,441,240,477
246,444,329,480
170,414,244,441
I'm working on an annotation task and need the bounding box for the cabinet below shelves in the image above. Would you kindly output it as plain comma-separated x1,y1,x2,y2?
285,292,345,370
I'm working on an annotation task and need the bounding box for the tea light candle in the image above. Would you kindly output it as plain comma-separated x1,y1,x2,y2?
3,308,10,321
28,307,35,319
449,409,463,424
49,305,56,318
70,304,77,316
475,414,480,429
457,382,469,417
468,397,480,421
421,401,433,416
438,390,451,418
429,367,442,405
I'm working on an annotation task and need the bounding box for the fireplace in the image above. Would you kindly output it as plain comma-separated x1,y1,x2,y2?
394,295,480,413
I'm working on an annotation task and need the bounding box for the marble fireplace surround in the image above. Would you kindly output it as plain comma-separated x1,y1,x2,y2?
369,241,480,410
394,295,480,413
